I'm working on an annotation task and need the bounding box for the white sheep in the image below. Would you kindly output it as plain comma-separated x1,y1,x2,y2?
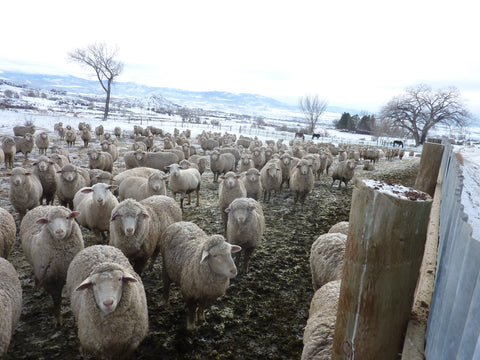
225,197,265,274
73,183,119,241
301,280,341,360
2,136,16,169
242,167,262,200
161,221,241,330
113,167,161,187
87,149,113,173
20,205,84,326
7,166,43,220
13,124,35,137
331,159,356,189
14,132,35,160
166,162,202,209
35,131,50,155
210,150,236,182
0,207,16,259
0,258,22,356
310,232,346,291
188,154,209,175
32,155,60,205
125,150,178,171
80,127,92,148
260,159,282,202
328,221,349,235
66,245,148,360
118,172,168,201
65,129,76,148
56,163,90,209
238,153,255,173
109,196,182,274
218,171,247,231
289,158,315,205
101,140,119,162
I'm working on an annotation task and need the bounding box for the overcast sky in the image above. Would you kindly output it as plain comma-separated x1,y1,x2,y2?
1,0,479,115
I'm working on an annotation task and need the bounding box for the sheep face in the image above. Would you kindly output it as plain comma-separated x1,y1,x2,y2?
36,208,80,240
135,150,146,161
246,169,260,183
88,150,100,161
201,240,241,279
76,269,137,314
8,168,30,186
148,172,167,192
266,163,281,178
297,161,313,175
35,157,55,172
225,203,255,225
80,183,117,206
220,172,241,189
58,166,78,182
110,201,149,238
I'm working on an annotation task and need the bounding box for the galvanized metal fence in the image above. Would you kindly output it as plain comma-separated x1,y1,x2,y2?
426,140,480,359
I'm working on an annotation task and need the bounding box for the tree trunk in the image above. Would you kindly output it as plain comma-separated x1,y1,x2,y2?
103,78,112,120
332,179,432,359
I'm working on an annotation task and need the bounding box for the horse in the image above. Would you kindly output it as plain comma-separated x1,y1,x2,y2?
295,132,305,141
393,140,404,148
312,133,321,140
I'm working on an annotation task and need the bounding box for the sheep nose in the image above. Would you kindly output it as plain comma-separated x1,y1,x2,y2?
103,299,114,307
97,199,104,205
231,268,238,277
126,227,134,235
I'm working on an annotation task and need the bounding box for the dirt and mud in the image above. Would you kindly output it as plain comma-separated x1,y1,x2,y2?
0,135,420,360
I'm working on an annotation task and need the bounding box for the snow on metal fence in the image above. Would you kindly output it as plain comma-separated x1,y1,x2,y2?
425,140,480,359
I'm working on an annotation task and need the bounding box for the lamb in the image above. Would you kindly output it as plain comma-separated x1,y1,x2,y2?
188,154,209,175
166,163,202,209
73,183,119,241
0,257,22,356
210,150,236,182
160,221,241,330
0,207,16,259
56,163,90,209
65,245,148,359
218,171,247,231
80,127,92,147
13,124,35,137
14,132,35,160
35,131,50,155
101,140,119,162
65,129,76,148
331,159,356,189
7,166,43,220
225,198,265,274
328,221,349,235
125,150,178,171
2,136,16,169
242,167,262,200
301,280,341,360
32,155,60,205
118,172,168,201
290,158,315,205
19,205,84,326
87,149,114,173
260,159,282,202
109,196,182,274
310,232,346,291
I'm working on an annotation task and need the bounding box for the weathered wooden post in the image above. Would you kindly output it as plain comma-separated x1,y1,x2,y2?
332,178,432,359
414,141,444,196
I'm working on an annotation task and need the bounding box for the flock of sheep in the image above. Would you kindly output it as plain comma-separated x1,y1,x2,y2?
0,120,409,358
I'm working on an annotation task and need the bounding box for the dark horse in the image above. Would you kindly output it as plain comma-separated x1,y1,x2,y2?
393,140,404,148
312,133,321,140
295,132,305,140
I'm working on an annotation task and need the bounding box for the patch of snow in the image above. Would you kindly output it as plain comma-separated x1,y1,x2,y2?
362,179,430,201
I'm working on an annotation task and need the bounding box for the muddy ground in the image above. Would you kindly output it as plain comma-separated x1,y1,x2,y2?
0,135,420,360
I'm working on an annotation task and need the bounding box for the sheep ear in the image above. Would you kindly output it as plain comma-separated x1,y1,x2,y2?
56,170,62,174
200,250,210,263
76,277,93,291
25,172,32,176
122,273,138,283
36,218,49,224
69,211,80,219
142,213,149,219
250,205,256,211
81,188,94,194
230,245,242,253
110,213,117,221
108,185,118,192
225,207,231,213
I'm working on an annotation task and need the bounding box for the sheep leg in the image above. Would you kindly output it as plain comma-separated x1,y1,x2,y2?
243,248,255,274
186,301,197,330
195,186,200,206
148,245,161,271
161,267,172,305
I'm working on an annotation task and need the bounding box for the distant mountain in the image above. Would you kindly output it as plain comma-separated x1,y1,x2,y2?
0,70,355,118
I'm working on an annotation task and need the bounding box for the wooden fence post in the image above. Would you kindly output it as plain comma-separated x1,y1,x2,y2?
332,179,432,359
414,142,444,197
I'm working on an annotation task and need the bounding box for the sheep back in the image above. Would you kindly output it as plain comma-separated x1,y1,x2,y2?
0,207,16,259
310,233,346,291
328,221,349,235
0,258,22,356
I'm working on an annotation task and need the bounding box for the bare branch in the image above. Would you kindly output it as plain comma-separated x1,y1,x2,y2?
298,94,328,134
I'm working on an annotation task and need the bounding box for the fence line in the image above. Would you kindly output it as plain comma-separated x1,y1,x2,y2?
425,140,480,359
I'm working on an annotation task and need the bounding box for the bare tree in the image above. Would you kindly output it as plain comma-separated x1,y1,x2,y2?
379,84,472,146
68,43,123,120
298,94,328,134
